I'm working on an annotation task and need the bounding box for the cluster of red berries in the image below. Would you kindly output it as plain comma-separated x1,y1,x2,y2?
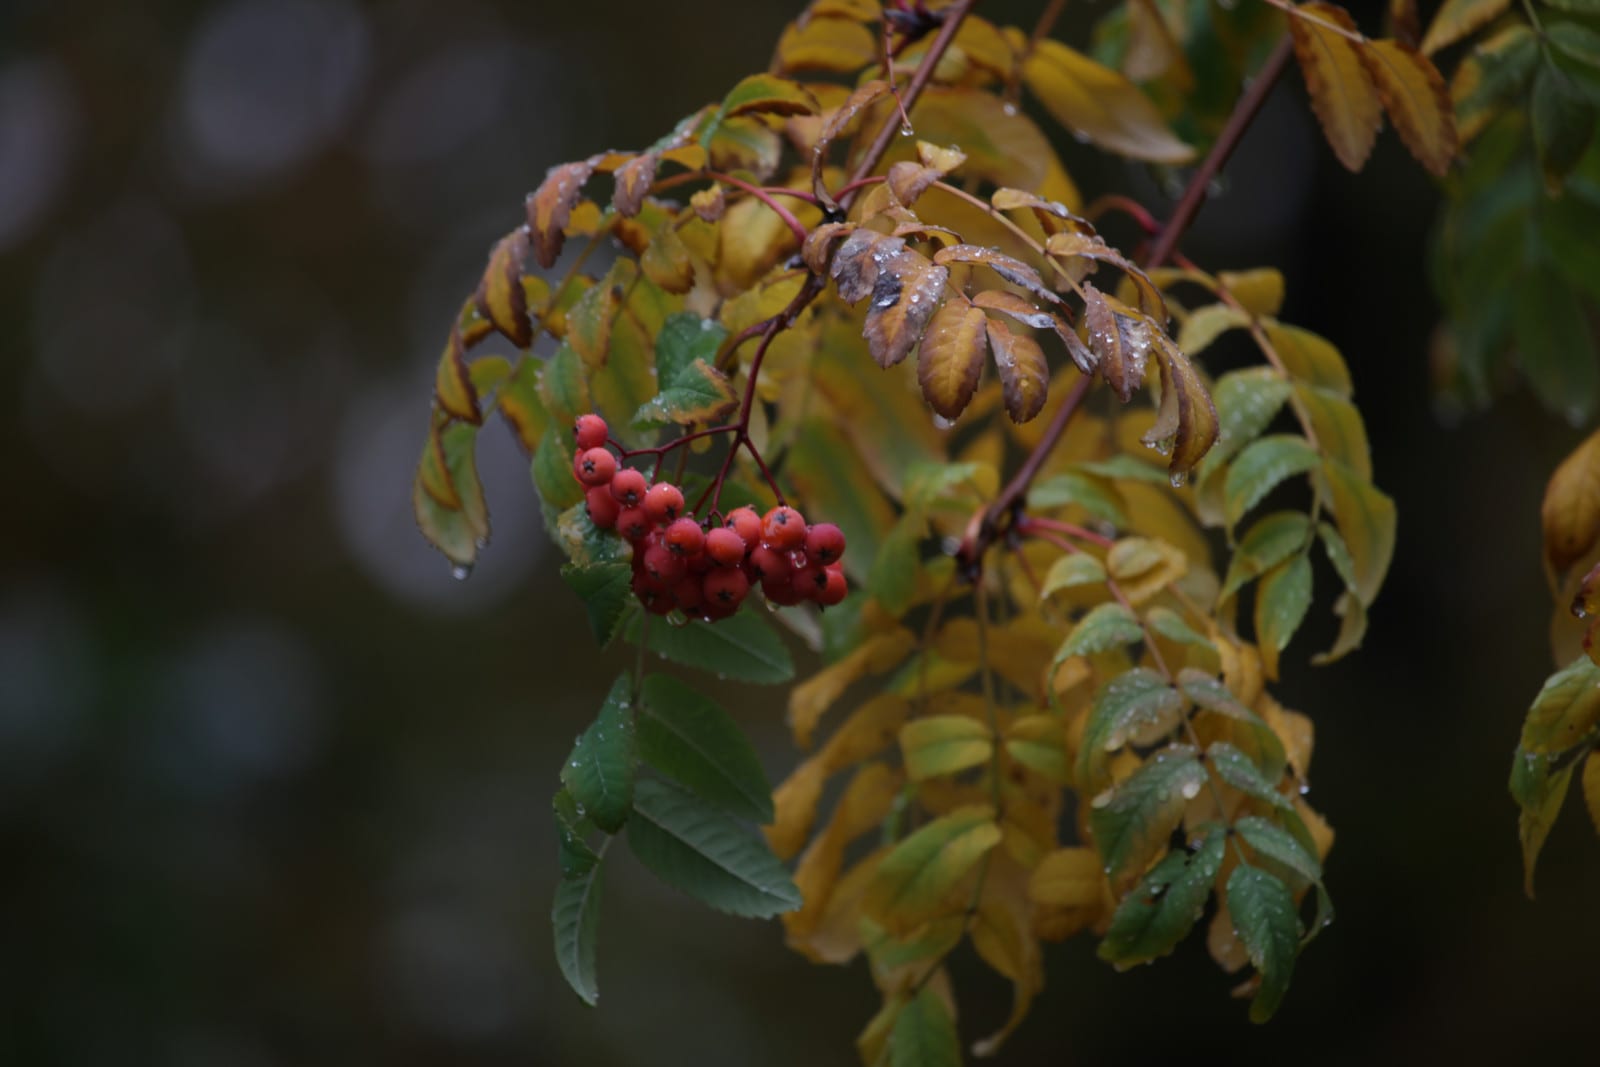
570,413,848,619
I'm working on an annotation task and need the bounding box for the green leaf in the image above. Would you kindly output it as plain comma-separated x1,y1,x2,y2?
1235,815,1323,888
889,986,961,1067
1512,259,1599,423
561,562,636,647
1056,602,1145,661
532,425,584,529
1221,512,1312,600
495,355,550,451
721,73,820,117
1039,553,1108,597
626,777,801,918
865,805,1001,930
1226,865,1302,1023
785,418,896,583
1546,0,1600,11
1207,742,1289,810
553,787,599,876
552,851,605,1006
1517,655,1600,754
1077,668,1186,789
627,612,795,685
1532,63,1598,192
1028,471,1128,527
1262,322,1352,396
638,675,773,823
1098,827,1226,968
635,312,736,427
1320,458,1397,606
560,674,637,834
1145,606,1211,647
870,513,925,618
1179,670,1288,780
1089,746,1206,887
1510,748,1581,897
1255,552,1314,674
900,715,994,780
1223,435,1320,527
1317,521,1358,591
1548,22,1600,71
537,342,591,428
1073,454,1171,484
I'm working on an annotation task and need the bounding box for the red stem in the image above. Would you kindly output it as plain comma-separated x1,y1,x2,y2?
1017,515,1115,549
707,172,811,245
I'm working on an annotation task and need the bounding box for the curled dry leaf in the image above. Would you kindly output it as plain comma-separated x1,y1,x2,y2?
918,297,990,420
803,221,855,276
1045,231,1167,320
612,151,661,218
475,228,534,348
1289,3,1383,172
526,159,597,268
1144,334,1221,479
887,161,946,207
933,244,1062,306
829,228,901,305
987,317,1050,423
862,246,949,369
1083,282,1156,402
972,289,1088,370
1357,39,1457,176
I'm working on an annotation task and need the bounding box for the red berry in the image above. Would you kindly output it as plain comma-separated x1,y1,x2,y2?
701,597,738,621
804,523,845,565
574,413,609,451
643,543,687,585
793,564,828,599
586,485,620,529
610,468,649,507
616,507,651,541
817,566,847,606
688,551,713,575
762,506,806,549
725,507,763,547
747,546,788,584
672,576,705,612
703,567,750,608
643,483,685,525
664,517,705,557
705,527,747,567
762,575,803,606
575,447,617,487
631,568,671,613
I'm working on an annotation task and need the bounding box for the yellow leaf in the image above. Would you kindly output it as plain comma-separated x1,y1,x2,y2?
812,849,889,967
1177,304,1250,356
864,806,1002,933
1006,715,1072,782
1542,428,1600,581
1107,536,1187,606
776,15,877,73
1028,847,1105,908
526,159,595,269
789,629,917,749
1321,458,1397,606
900,715,994,780
902,87,1078,206
952,16,1019,79
1420,0,1511,56
1264,320,1353,396
1357,39,1458,176
435,321,479,424
969,860,1043,1057
1289,3,1383,171
1146,334,1221,481
1295,382,1372,479
474,229,534,348
915,299,985,422
819,693,914,773
1022,40,1195,163
767,759,828,860
862,247,948,369
785,763,901,961
718,195,801,291
1583,751,1600,838
1218,268,1285,318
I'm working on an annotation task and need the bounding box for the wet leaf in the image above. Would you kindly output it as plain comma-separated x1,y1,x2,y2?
1509,747,1577,898
639,675,774,823
906,87,1078,204
495,356,549,451
552,843,605,1006
1057,602,1145,661
627,778,802,918
1256,553,1314,678
475,228,535,347
1226,864,1302,1022
1358,38,1458,176
1040,553,1108,596
917,297,990,420
1098,828,1225,968
436,328,480,424
1321,458,1397,605
1078,669,1186,790
986,316,1050,423
627,612,795,685
635,312,736,427
721,73,820,117
900,715,994,780
933,244,1062,308
561,562,634,648
1083,282,1155,402
1221,512,1313,600
1145,333,1221,479
527,159,596,269
1532,63,1598,191
1517,656,1600,755
1090,746,1206,889
561,674,637,834
1263,321,1353,396
810,80,892,203
863,247,948,369
1294,382,1371,478
1224,435,1321,528
1290,3,1383,170
1022,39,1195,163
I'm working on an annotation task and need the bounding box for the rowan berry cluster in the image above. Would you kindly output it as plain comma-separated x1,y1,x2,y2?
570,414,848,620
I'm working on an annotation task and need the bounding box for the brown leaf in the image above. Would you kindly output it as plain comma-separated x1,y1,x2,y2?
987,317,1050,423
829,228,902,305
1357,38,1457,176
933,244,1063,306
1543,428,1600,580
525,159,595,269
612,151,661,218
1082,282,1156,402
1289,3,1384,172
862,247,949,369
971,290,1088,369
1044,231,1167,321
886,161,945,207
690,185,726,222
917,297,990,420
803,221,854,275
474,229,533,348
1144,334,1220,479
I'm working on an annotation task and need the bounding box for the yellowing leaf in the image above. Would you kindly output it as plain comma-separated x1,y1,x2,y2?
1106,537,1187,605
1420,0,1512,55
1083,282,1155,402
785,762,900,960
1289,3,1383,171
1264,321,1353,396
1040,553,1107,597
1028,847,1104,909
904,87,1073,204
1517,656,1600,755
1218,269,1286,318
776,15,877,73
435,324,480,424
863,247,949,369
789,628,917,748
721,73,820,117
1022,40,1195,163
475,228,534,347
768,759,828,860
1583,751,1600,837
1145,334,1221,481
1542,428,1600,580
917,297,991,420
864,806,1002,933
526,159,595,269
1178,304,1250,356
1256,553,1314,679
1295,382,1372,478
1357,39,1458,176
1005,715,1071,782
900,715,994,780
1321,458,1397,605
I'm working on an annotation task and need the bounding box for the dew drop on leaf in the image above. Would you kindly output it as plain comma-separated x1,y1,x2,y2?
1180,779,1202,800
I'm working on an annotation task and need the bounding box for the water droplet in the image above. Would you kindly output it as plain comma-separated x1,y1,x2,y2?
899,122,914,137
1090,789,1114,809
1168,470,1188,489
1001,103,1018,117
1180,779,1202,800
450,563,473,581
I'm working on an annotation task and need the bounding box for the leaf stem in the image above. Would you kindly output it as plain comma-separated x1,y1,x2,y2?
705,171,812,245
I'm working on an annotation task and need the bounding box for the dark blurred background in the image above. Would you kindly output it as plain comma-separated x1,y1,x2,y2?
2,0,1595,1064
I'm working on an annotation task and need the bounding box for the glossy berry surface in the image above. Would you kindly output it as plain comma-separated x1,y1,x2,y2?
643,483,685,525
574,413,609,451
761,506,807,549
574,447,617,486
609,468,649,507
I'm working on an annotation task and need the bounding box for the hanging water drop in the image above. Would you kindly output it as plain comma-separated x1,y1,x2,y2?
450,563,473,581
1169,470,1189,489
